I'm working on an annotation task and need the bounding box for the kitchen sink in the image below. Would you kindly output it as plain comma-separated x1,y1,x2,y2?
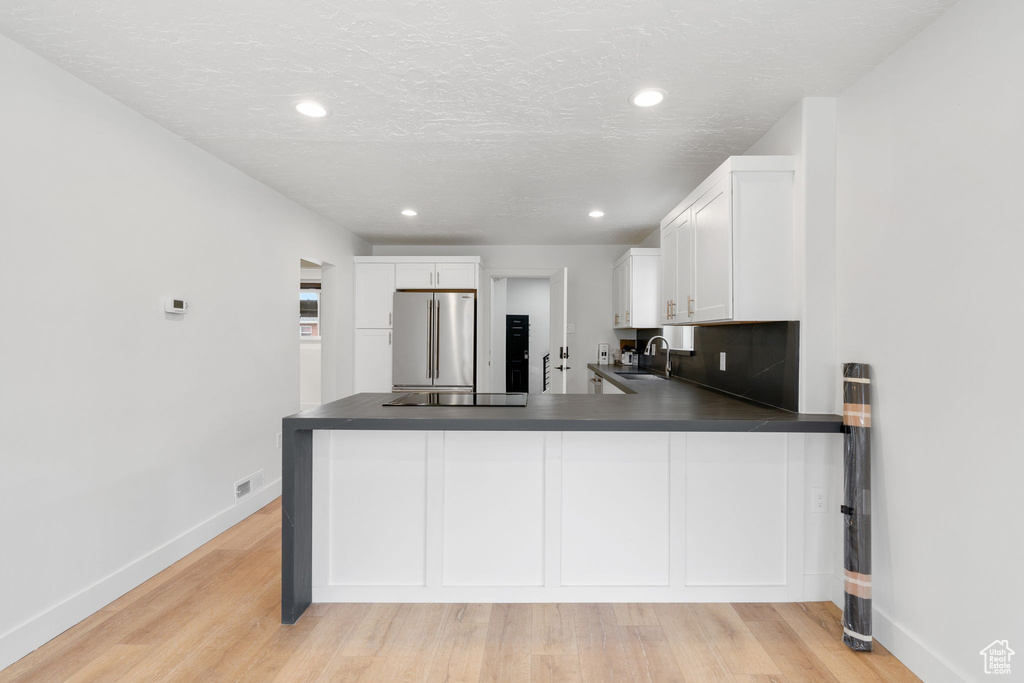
614,372,668,381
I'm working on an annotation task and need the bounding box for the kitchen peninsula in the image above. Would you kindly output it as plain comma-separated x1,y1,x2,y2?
281,377,843,624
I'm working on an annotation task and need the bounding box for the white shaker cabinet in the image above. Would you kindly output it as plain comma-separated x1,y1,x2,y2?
659,156,795,325
353,328,393,393
659,210,694,324
612,248,659,329
354,263,395,328
394,262,435,289
395,262,477,289
434,262,477,289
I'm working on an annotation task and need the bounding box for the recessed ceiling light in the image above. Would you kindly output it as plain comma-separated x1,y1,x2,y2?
401,209,418,217
588,210,605,218
629,88,665,108
295,100,329,118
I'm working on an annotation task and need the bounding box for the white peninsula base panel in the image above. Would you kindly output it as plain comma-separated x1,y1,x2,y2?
311,430,840,604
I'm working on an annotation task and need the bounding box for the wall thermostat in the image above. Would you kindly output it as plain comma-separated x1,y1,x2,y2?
164,298,189,314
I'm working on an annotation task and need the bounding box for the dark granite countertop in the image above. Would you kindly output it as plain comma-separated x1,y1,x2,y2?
284,364,842,433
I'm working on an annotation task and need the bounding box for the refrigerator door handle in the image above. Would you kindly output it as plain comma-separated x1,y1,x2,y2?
434,300,441,378
427,299,433,379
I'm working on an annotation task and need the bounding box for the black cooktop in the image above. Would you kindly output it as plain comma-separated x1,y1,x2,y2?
384,392,528,407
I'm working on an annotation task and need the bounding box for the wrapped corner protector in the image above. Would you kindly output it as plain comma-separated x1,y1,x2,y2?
841,362,872,651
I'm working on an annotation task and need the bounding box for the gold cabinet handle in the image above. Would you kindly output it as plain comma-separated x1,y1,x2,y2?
687,296,694,317
626,310,630,326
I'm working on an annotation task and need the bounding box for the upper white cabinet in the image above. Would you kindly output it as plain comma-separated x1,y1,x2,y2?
434,262,477,289
395,262,477,289
659,156,796,325
612,248,659,329
354,262,395,328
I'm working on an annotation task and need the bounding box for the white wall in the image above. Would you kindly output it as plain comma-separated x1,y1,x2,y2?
746,98,838,416
505,278,551,394
374,245,627,394
833,0,1024,679
0,34,369,668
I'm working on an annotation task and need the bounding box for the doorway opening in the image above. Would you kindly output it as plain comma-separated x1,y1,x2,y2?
299,259,323,410
490,276,552,394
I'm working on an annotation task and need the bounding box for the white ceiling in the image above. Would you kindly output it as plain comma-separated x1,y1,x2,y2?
0,1,956,245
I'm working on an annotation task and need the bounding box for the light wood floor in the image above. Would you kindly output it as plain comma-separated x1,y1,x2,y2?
1,498,919,682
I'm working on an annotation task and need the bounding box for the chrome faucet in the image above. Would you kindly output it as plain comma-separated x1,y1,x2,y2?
644,336,672,376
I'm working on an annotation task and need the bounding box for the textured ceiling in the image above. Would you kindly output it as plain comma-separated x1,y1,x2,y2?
0,0,957,245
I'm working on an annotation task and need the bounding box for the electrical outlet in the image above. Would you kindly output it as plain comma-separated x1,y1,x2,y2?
811,487,827,513
567,323,576,334
277,432,282,449
719,352,727,371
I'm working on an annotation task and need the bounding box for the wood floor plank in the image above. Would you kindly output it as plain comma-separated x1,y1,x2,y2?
197,596,293,682
613,603,661,626
0,609,118,681
450,603,492,623
235,615,323,682
173,582,286,681
270,603,374,681
747,619,840,683
373,603,451,682
531,654,583,683
0,550,244,683
620,625,684,681
733,676,791,682
116,546,284,680
479,603,533,683
732,603,785,623
572,603,632,683
805,604,921,683
654,604,735,683
695,603,781,676
339,603,409,657
62,644,151,683
426,622,488,683
532,604,578,655
772,603,882,683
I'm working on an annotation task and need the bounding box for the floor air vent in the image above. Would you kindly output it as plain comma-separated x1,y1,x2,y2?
234,470,264,504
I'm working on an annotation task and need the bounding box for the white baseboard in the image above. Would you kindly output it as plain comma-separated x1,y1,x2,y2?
872,607,969,683
0,479,282,672
824,574,967,683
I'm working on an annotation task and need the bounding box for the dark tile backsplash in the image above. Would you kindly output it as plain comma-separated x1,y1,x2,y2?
640,321,800,411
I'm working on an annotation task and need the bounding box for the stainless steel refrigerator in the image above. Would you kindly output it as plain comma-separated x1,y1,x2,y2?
392,291,475,392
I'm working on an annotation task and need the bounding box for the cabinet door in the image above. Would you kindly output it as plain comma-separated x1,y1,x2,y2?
692,177,732,322
353,328,393,393
676,209,695,322
354,263,395,328
622,258,634,327
629,255,658,328
395,262,435,289
611,262,625,328
435,262,476,289
659,226,677,325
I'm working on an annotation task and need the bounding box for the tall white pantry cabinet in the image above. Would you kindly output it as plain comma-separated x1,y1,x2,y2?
660,156,797,325
352,256,483,394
